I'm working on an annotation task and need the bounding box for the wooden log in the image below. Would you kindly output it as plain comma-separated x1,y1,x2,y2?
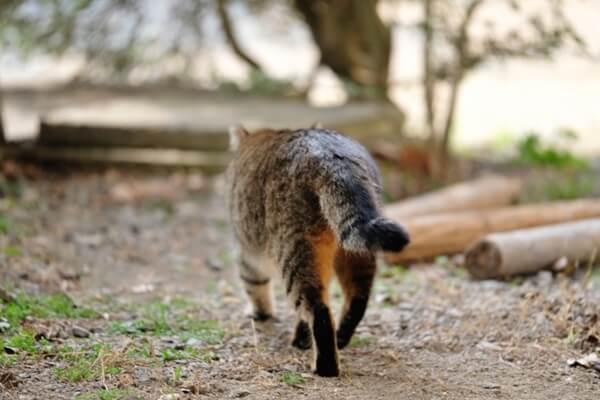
39,121,231,151
35,95,405,150
384,199,600,263
1,145,232,172
465,219,600,279
384,175,522,219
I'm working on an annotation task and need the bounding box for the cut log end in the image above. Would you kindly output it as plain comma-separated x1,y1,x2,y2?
465,219,600,280
465,240,503,280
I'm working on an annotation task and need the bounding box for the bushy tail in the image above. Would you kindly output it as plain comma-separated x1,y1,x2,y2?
318,173,410,253
363,217,410,252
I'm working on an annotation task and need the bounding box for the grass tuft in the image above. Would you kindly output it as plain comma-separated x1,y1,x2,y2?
54,344,122,383
110,300,224,344
0,290,98,329
280,370,306,386
75,388,134,400
349,335,373,348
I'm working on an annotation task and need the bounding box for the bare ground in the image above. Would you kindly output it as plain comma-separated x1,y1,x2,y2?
1,168,599,400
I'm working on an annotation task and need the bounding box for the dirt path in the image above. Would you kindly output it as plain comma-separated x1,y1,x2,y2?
1,169,599,399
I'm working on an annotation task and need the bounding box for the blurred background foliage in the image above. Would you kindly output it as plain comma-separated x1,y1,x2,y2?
0,0,595,158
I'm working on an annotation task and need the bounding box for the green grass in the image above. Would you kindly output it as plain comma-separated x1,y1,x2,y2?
3,246,21,257
161,348,193,362
75,389,134,400
542,174,595,200
280,371,306,386
54,360,96,382
1,293,224,382
448,266,468,279
2,330,44,354
516,132,588,170
178,318,224,344
0,216,10,234
54,344,121,383
564,326,580,346
0,290,98,329
110,300,224,344
349,335,373,348
0,352,17,367
379,264,411,281
172,366,184,385
127,341,154,359
0,290,101,375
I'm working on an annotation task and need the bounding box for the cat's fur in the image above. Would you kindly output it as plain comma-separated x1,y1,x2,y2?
226,126,409,376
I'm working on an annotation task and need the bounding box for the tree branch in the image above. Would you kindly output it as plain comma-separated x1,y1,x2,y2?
439,0,487,158
423,0,436,144
0,90,5,143
216,0,263,71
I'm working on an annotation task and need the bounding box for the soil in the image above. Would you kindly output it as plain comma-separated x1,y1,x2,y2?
1,167,599,400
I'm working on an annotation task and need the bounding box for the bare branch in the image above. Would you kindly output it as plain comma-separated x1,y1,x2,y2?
216,0,263,71
423,0,436,143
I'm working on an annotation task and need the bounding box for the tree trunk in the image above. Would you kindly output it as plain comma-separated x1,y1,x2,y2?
294,0,392,100
0,90,5,144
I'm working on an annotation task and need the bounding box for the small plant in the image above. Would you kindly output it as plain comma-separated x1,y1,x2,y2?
542,174,595,200
160,347,199,363
380,264,410,280
564,326,580,346
449,266,468,279
75,388,133,400
516,131,588,170
349,335,373,348
127,340,154,359
3,246,21,258
0,352,17,367
178,318,224,345
3,330,39,354
54,344,122,383
0,216,9,234
172,366,184,385
54,359,96,382
0,291,97,329
280,370,306,386
110,300,224,344
161,348,185,362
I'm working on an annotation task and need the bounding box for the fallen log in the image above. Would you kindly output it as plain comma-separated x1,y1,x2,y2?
384,175,522,219
465,219,600,279
39,121,230,151
384,199,600,263
1,145,231,172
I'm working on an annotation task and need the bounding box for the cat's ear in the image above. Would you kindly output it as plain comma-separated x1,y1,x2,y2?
229,124,250,151
310,121,323,129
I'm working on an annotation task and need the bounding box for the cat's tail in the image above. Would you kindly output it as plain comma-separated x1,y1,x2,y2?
318,171,410,253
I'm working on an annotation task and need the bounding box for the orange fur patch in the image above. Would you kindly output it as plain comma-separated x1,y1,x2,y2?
334,250,356,301
309,228,338,303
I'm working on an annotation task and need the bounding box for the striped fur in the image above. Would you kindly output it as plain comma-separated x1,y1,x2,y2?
226,127,410,376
